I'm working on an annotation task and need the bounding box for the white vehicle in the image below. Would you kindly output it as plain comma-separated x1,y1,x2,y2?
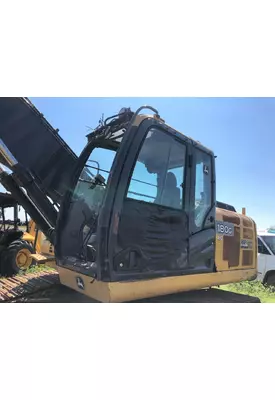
257,229,275,285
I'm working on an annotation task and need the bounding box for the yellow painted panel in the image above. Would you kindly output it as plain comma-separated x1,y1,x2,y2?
58,267,256,303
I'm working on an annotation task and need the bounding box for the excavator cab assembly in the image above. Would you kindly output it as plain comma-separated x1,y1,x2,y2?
56,107,216,277
54,106,257,301
0,99,258,302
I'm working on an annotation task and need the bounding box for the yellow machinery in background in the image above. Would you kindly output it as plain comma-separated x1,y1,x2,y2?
0,192,54,276
27,219,54,260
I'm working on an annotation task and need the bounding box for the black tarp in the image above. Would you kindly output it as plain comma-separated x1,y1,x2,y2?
0,97,77,204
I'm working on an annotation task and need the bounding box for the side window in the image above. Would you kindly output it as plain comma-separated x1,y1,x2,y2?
127,160,158,203
73,147,116,213
127,128,186,210
258,238,270,255
194,149,212,228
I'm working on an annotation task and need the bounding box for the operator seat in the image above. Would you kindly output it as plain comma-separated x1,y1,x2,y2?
161,172,181,209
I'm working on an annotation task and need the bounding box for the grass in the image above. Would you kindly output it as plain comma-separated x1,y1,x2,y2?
18,264,56,276
219,281,275,303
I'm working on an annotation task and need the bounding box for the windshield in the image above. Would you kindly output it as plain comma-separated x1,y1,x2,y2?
260,235,275,255
127,129,186,209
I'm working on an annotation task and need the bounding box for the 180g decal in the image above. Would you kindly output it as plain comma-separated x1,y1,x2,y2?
216,221,234,237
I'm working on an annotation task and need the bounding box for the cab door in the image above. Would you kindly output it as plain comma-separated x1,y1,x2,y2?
106,122,190,280
188,146,216,270
107,118,215,281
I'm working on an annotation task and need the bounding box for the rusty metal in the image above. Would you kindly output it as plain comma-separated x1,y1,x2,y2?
0,270,60,302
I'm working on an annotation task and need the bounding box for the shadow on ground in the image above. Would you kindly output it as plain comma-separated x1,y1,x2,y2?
13,286,261,303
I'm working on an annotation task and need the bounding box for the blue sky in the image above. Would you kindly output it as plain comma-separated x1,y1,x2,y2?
10,97,275,228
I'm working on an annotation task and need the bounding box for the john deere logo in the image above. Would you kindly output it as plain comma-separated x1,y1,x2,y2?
76,276,85,290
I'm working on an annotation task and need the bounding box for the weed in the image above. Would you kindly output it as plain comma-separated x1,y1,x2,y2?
18,264,55,276
220,281,275,303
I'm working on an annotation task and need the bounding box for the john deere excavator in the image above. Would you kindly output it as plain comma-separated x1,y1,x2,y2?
0,98,258,302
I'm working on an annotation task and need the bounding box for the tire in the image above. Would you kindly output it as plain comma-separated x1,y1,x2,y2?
265,272,275,289
3,240,35,276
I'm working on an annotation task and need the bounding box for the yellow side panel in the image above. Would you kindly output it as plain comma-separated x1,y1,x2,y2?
58,266,256,303
215,208,257,272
